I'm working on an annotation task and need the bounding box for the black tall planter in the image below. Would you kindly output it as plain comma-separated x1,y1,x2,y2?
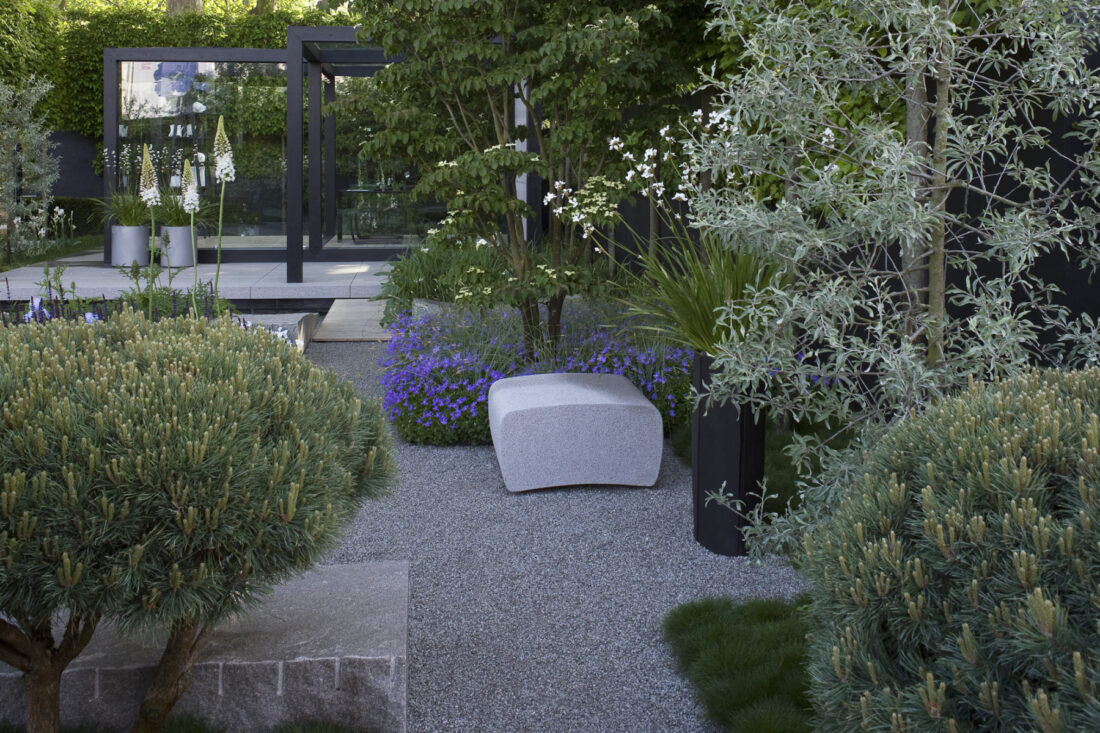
691,352,765,556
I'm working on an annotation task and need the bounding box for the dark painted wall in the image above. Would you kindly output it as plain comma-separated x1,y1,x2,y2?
49,131,102,199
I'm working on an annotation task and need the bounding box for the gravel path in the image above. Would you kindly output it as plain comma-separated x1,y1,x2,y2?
307,342,807,733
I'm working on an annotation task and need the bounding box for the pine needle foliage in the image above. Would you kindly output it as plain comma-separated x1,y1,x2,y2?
803,368,1100,731
0,310,395,732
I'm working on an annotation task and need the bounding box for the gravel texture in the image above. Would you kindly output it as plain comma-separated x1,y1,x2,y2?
306,341,807,733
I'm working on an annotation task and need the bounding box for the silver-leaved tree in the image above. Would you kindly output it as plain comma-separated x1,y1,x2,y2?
684,0,1100,555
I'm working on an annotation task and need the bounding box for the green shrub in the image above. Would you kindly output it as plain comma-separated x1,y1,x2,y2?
803,368,1100,731
0,0,58,87
379,237,504,323
663,596,812,732
0,310,395,731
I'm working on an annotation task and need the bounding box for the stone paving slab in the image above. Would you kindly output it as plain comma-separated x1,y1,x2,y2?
313,299,391,342
0,561,408,733
0,260,388,303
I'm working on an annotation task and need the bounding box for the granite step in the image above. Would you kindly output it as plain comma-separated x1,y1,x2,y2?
0,562,408,733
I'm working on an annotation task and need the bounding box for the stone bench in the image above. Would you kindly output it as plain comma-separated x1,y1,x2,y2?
487,373,663,492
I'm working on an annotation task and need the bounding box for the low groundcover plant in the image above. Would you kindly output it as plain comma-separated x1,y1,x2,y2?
381,300,692,445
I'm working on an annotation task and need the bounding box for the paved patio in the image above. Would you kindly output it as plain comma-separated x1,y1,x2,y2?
0,251,391,303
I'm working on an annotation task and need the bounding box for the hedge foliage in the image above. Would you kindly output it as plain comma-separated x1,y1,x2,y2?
39,7,347,137
0,0,58,87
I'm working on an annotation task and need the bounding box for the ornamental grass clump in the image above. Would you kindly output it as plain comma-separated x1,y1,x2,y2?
803,368,1100,731
0,310,395,733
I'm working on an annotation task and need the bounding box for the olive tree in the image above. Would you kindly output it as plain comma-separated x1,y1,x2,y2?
0,79,58,265
682,0,1100,555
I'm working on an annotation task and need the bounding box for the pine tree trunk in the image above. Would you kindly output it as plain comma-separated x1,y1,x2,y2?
132,618,210,733
24,664,63,733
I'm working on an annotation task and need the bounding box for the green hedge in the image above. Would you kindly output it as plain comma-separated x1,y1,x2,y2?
43,7,348,137
0,0,58,88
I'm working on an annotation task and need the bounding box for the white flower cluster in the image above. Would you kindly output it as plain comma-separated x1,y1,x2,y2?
213,116,236,184
543,177,623,240
182,161,200,214
139,144,160,208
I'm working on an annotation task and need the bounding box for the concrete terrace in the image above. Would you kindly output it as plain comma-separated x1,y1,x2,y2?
0,251,391,304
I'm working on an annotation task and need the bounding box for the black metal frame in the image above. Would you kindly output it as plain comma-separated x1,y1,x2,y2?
103,47,285,266
103,31,407,283
285,27,401,281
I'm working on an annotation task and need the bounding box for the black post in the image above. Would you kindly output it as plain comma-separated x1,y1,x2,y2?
691,352,765,556
323,74,336,241
307,60,322,253
286,30,305,283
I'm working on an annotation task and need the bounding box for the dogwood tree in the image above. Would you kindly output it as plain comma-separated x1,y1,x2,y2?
351,0,706,354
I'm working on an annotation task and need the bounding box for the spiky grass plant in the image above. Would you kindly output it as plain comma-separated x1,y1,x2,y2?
621,231,784,355
0,310,395,733
803,368,1100,731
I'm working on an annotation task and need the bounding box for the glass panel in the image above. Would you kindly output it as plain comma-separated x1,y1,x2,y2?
328,77,445,249
114,60,288,250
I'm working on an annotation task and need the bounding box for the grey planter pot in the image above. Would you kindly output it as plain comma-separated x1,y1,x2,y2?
110,225,150,266
160,226,195,267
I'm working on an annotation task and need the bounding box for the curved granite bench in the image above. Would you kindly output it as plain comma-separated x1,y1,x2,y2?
487,372,663,493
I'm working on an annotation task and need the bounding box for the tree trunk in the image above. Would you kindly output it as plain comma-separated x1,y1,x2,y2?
132,618,211,733
518,297,541,361
250,0,276,13
604,226,617,279
647,194,659,261
166,0,201,15
546,292,565,346
4,614,98,733
904,64,930,335
24,664,63,733
926,30,952,367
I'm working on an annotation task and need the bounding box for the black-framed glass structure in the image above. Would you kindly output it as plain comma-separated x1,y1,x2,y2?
104,27,438,283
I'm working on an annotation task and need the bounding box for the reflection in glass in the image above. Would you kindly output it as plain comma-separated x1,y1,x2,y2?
113,60,288,250
112,59,443,252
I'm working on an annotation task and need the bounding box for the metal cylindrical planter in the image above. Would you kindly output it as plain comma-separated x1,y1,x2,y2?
691,352,765,556
110,225,150,266
160,226,194,267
